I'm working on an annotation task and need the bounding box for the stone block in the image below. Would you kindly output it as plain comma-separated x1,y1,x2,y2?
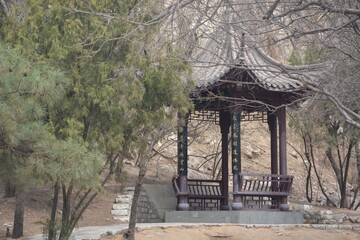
111,209,128,216
348,216,360,223
325,225,340,230
290,205,312,212
112,204,129,210
112,216,129,222
140,207,148,213
115,197,132,204
138,201,147,208
151,214,158,219
312,224,327,229
339,225,353,230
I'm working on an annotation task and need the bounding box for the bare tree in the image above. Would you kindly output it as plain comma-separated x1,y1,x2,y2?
290,102,360,209
154,0,360,129
259,0,360,128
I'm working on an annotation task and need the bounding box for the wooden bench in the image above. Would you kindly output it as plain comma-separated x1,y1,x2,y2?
172,176,225,210
233,173,293,210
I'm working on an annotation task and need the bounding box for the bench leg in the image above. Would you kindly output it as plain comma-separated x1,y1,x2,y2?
176,176,189,211
279,196,289,211
232,174,243,210
232,195,243,210
177,196,189,211
220,200,230,210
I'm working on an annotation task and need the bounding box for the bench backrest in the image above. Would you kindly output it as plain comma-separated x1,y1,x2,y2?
187,179,223,196
238,173,293,193
172,176,223,196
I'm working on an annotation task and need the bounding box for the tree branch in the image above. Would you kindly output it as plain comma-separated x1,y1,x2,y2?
263,0,281,20
0,0,9,16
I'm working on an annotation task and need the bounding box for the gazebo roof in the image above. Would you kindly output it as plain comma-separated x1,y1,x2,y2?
188,24,327,93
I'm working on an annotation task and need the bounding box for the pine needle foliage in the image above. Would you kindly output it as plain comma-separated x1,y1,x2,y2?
1,1,193,238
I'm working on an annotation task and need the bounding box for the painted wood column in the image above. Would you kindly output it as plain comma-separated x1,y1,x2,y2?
278,107,287,176
220,111,231,210
231,111,243,210
277,106,289,211
177,113,189,211
268,113,278,175
268,112,279,208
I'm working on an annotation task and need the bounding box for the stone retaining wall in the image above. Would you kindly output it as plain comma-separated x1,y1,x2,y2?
291,205,360,224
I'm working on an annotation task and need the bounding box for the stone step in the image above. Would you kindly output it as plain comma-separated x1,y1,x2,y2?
112,216,130,221
115,196,133,204
111,209,129,216
111,188,135,222
112,204,129,210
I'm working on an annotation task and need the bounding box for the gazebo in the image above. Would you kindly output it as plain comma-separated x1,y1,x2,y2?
172,23,325,212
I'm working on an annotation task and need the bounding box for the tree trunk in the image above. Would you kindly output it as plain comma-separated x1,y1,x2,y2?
126,165,147,240
325,148,342,190
339,142,354,208
48,182,59,240
4,178,16,198
353,142,360,210
59,184,73,240
12,187,25,238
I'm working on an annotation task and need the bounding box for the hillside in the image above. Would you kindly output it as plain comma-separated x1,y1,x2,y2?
0,119,358,239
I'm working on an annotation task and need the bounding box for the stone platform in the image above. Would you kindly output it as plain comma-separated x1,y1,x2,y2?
112,184,305,225
165,210,304,224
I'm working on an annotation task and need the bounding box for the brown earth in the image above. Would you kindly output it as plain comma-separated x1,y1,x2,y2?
105,225,360,240
0,183,119,238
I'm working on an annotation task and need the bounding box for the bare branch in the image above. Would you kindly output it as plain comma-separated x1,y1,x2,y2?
0,0,9,16
263,0,281,20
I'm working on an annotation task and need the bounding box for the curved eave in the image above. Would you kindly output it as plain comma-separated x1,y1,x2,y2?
188,25,328,94
243,38,327,93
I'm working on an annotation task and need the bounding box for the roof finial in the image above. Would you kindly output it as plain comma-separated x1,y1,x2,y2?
240,32,245,59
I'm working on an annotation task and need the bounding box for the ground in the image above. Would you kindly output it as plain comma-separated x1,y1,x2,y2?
1,175,360,240
108,225,360,240
0,183,119,238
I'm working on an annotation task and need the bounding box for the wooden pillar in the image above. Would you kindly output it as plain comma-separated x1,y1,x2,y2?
231,111,243,210
219,111,231,210
277,106,289,211
268,113,278,175
177,113,189,211
268,112,279,208
278,107,287,176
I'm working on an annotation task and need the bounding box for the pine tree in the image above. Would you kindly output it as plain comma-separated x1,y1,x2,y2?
1,1,192,239
0,44,66,238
